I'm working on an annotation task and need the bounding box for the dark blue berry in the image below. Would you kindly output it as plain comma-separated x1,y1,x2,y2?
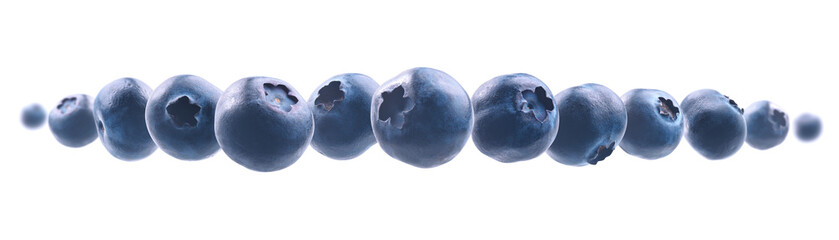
472,73,558,163
547,83,627,166
146,75,222,160
371,67,473,168
619,89,683,159
309,73,379,160
94,78,157,161
744,100,788,150
22,103,46,129
48,94,98,147
215,77,313,172
795,113,822,142
681,89,746,160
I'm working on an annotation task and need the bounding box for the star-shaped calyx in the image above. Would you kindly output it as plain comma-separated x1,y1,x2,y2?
264,83,299,112
314,81,345,111
658,97,679,121
519,87,554,122
166,96,201,127
378,86,415,129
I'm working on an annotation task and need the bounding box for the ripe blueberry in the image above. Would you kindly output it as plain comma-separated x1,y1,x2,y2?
22,103,46,129
471,73,558,163
619,89,683,160
744,100,789,150
795,113,822,142
48,94,98,147
371,67,473,168
547,83,627,166
309,73,379,160
94,78,158,161
215,77,313,172
146,75,222,160
681,89,746,160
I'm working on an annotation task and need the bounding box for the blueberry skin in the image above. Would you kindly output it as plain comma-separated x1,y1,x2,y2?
215,77,313,172
744,100,789,150
22,103,46,129
619,89,683,160
146,75,222,160
547,83,627,166
681,89,746,160
94,78,158,161
471,73,558,163
48,94,98,147
309,73,379,160
795,113,822,142
371,67,473,168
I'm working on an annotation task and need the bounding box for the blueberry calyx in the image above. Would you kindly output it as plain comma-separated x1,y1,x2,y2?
263,83,298,112
58,97,78,114
378,85,414,129
724,95,744,114
314,81,345,111
658,97,679,121
588,142,616,165
166,96,201,127
519,87,554,123
770,109,787,128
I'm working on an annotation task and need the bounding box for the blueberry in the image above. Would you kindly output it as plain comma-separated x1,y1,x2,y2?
146,75,222,160
619,89,683,160
471,73,558,163
744,100,789,150
93,78,157,161
21,103,46,129
309,73,379,160
48,94,98,147
547,83,626,166
681,89,746,160
215,77,313,172
371,67,473,168
795,113,822,142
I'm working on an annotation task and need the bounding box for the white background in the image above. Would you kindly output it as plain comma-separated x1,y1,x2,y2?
1,0,836,239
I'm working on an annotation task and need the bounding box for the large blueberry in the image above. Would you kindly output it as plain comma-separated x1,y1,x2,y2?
547,83,626,166
619,89,683,160
215,77,313,172
681,89,746,160
146,75,222,160
795,113,822,142
22,103,46,129
309,73,379,160
744,100,789,150
48,94,98,147
471,73,558,163
94,78,157,161
371,67,473,168
93,78,157,161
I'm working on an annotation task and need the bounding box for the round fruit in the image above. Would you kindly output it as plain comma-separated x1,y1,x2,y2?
22,103,46,129
619,89,683,159
215,76,313,172
48,95,98,147
681,89,746,160
744,100,789,150
309,73,379,160
146,75,222,160
371,67,473,168
94,78,158,161
547,83,627,166
472,73,558,163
